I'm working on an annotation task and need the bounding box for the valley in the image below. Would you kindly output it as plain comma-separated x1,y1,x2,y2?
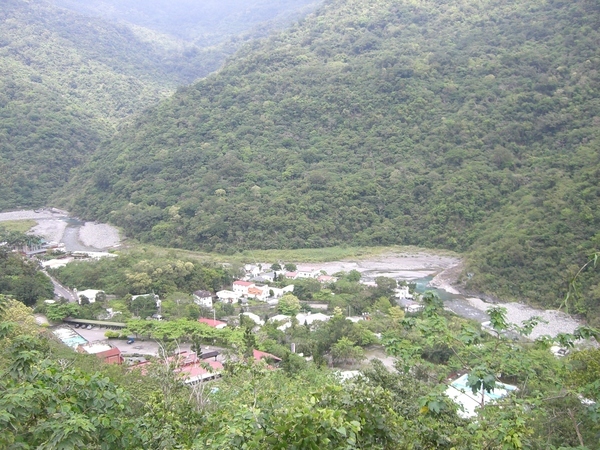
1,208,585,339
1,0,600,448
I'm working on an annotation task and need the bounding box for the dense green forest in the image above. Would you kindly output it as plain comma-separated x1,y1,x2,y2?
61,0,600,321
0,0,184,210
0,0,319,211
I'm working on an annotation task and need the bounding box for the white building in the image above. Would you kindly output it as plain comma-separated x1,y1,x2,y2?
270,284,295,298
193,290,213,308
75,289,104,304
247,285,270,301
242,312,264,326
297,312,331,326
297,268,321,279
269,312,331,331
216,290,240,303
394,285,413,299
244,264,262,277
233,280,255,295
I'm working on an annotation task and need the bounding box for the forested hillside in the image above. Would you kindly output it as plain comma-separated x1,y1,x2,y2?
0,0,182,210
0,0,320,211
62,0,600,319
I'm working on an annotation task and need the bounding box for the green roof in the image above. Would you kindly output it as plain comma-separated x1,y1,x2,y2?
63,317,127,328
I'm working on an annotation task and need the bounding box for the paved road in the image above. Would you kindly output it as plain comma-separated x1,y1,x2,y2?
43,270,78,302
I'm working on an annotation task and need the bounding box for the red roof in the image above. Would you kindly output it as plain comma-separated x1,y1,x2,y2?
177,360,223,382
253,349,282,363
285,272,298,278
318,275,335,282
95,347,123,364
248,287,264,295
198,317,227,328
233,280,254,286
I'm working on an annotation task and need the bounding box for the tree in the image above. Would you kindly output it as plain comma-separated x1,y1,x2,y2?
129,295,158,319
277,293,300,316
46,302,80,322
330,337,365,366
389,306,405,324
284,263,297,272
270,263,282,271
373,276,397,299
371,296,393,315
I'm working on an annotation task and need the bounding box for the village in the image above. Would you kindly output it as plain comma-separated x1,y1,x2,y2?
41,258,533,419
2,217,587,420
43,260,423,376
2,224,595,424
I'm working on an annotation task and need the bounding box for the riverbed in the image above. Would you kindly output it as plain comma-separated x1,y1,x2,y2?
298,254,584,339
0,209,120,252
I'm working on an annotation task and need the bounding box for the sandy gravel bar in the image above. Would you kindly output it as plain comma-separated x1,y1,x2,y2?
78,222,120,249
466,297,581,340
30,219,69,244
296,253,460,280
0,209,70,243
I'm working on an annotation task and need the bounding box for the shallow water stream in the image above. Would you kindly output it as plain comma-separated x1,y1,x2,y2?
60,218,99,252
413,275,490,323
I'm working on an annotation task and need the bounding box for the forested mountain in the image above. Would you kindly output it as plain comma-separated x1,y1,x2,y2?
0,0,183,210
61,0,600,320
0,0,320,211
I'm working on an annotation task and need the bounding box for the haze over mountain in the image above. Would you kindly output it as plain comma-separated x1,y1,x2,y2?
50,0,321,47
0,0,321,211
61,0,600,322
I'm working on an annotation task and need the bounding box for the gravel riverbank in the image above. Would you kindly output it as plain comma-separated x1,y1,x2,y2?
465,297,582,340
79,222,120,249
0,209,69,243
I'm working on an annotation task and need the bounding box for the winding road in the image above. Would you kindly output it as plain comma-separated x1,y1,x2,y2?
43,270,77,303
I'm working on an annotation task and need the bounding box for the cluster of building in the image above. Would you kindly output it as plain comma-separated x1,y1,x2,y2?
194,264,339,308
128,348,282,385
52,326,123,364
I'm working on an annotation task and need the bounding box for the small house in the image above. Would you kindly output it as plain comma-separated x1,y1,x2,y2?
193,290,213,308
233,280,255,295
216,290,240,303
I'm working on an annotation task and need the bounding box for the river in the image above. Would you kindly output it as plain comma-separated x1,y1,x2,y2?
0,209,120,252
413,275,491,323
59,218,97,252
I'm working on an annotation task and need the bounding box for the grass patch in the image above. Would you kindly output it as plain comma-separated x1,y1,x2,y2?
117,243,459,265
0,220,37,233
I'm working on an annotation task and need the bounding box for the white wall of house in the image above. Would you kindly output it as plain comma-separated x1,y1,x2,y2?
216,290,240,303
297,269,320,278
233,281,255,295
194,295,213,308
